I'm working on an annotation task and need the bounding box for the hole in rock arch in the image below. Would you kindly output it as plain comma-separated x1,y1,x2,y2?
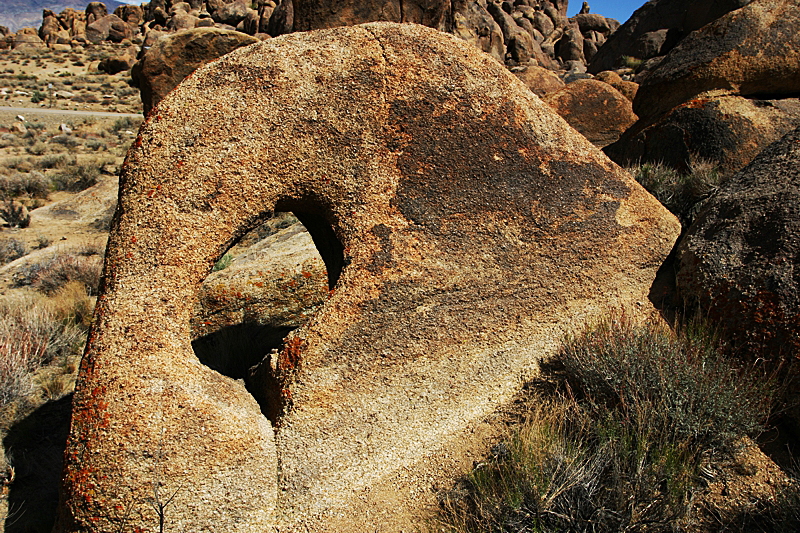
191,208,344,424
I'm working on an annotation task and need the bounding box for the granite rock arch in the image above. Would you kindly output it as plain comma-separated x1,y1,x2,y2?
56,22,680,532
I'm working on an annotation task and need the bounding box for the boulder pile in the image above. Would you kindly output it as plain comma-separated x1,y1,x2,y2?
604,0,800,176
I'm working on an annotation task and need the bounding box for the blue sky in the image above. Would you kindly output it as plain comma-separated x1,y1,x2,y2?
567,0,644,24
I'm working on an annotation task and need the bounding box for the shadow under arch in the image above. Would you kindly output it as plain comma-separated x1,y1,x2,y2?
190,197,345,424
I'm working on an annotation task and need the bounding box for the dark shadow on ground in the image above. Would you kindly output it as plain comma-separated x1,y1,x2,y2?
4,394,72,533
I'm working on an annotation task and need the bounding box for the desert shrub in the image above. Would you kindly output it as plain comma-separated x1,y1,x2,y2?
30,90,45,103
558,315,771,450
0,171,50,198
622,55,644,71
0,238,27,265
14,251,103,296
85,138,108,151
0,133,22,149
48,134,79,149
0,294,81,409
36,152,75,170
438,315,774,533
111,116,142,133
0,199,31,228
630,159,722,226
72,93,99,104
51,281,96,330
26,141,48,155
34,235,51,250
2,156,33,173
52,163,100,192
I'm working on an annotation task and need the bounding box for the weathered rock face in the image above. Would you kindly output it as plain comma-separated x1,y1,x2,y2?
131,27,259,115
56,23,679,533
633,0,800,124
85,14,133,44
266,0,293,36
85,1,108,25
191,222,327,342
450,0,504,62
98,44,139,74
588,0,754,74
543,79,638,148
606,94,800,176
294,0,449,31
676,125,800,358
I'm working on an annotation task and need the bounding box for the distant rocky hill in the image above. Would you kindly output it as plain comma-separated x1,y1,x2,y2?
0,0,125,32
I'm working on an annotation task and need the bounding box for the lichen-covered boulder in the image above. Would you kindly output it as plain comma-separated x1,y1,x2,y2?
56,22,679,533
676,125,800,358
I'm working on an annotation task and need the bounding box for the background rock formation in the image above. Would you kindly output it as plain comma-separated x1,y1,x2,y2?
131,27,258,115
56,22,678,532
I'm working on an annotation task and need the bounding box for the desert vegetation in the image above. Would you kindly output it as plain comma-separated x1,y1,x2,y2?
628,159,723,227
436,314,798,532
0,43,142,114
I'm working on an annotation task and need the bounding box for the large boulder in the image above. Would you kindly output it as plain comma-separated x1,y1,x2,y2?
39,9,61,43
633,0,800,123
56,23,678,533
98,45,139,74
676,125,800,359
588,0,754,74
12,27,46,50
114,4,144,25
606,94,800,176
85,14,133,44
131,27,259,115
212,0,251,26
513,65,566,97
266,0,293,36
543,79,638,148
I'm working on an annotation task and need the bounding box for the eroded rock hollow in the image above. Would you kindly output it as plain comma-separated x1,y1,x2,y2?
56,22,680,532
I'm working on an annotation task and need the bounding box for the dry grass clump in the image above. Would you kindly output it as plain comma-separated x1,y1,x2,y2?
0,237,27,265
629,159,722,226
0,294,82,411
437,314,777,533
14,247,103,296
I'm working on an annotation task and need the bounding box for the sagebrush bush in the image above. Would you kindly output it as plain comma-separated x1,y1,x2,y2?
37,153,75,170
558,315,772,449
437,314,775,533
0,199,31,228
52,163,100,192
